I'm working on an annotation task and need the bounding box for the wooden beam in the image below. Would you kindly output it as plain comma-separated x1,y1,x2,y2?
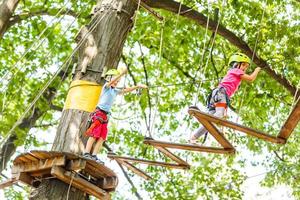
134,0,164,21
13,172,33,186
115,159,152,180
0,178,16,189
66,159,86,171
199,119,234,149
12,156,66,174
189,108,285,144
154,146,190,167
278,98,300,141
144,138,235,154
51,166,110,200
108,154,188,169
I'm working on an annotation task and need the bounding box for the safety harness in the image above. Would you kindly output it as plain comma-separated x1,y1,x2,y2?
88,107,109,126
206,87,230,111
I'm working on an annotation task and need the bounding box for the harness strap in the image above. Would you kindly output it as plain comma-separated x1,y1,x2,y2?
214,102,227,108
96,116,108,124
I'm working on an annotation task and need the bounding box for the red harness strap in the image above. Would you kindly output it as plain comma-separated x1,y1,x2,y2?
214,102,227,108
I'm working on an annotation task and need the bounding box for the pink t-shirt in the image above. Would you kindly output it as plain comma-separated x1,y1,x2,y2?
219,68,244,97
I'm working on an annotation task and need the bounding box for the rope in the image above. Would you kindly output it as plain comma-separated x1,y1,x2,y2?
236,2,266,123
66,172,75,200
0,11,110,146
133,0,142,28
190,0,211,105
0,1,72,89
148,19,165,138
112,74,128,151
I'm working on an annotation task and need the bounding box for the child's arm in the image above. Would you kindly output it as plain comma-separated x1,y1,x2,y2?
106,68,128,87
121,84,148,94
241,67,261,82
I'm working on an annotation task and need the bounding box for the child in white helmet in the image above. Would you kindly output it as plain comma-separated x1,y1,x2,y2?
83,67,147,164
189,52,261,143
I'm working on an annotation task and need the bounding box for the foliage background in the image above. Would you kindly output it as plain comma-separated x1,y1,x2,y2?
0,0,299,199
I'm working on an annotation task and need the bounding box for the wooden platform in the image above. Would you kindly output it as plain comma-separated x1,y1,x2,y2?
108,152,190,180
0,151,118,200
144,100,299,157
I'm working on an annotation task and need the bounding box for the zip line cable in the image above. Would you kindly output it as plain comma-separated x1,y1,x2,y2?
0,10,81,118
0,12,110,146
0,0,71,87
193,0,226,106
148,19,165,137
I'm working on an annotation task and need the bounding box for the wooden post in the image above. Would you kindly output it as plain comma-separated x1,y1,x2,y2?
278,98,300,141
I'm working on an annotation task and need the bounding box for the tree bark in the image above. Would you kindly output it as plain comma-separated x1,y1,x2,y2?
30,0,137,199
0,0,20,40
144,0,298,98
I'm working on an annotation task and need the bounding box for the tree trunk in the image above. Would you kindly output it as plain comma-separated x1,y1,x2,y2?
30,0,137,199
0,0,20,40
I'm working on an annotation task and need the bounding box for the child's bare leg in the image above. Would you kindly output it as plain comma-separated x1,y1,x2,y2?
85,137,96,153
92,138,104,155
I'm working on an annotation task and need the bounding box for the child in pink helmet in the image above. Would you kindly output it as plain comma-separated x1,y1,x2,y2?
189,52,261,143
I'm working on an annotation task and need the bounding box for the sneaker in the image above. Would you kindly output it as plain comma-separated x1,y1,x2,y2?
91,155,104,165
189,105,200,110
188,138,198,144
83,152,92,159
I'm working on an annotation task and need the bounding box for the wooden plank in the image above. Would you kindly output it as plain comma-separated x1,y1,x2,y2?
66,159,86,171
108,154,189,169
85,158,116,177
278,98,300,141
29,169,51,178
154,146,190,166
116,159,152,180
51,166,110,200
144,138,235,154
199,119,234,149
12,156,66,174
188,108,285,144
23,154,40,162
0,178,16,189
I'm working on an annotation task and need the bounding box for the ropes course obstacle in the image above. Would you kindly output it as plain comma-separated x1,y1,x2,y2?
0,151,118,200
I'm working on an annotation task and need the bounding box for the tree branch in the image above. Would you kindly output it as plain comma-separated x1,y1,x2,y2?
8,8,80,29
144,0,299,98
273,150,285,162
0,0,20,40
